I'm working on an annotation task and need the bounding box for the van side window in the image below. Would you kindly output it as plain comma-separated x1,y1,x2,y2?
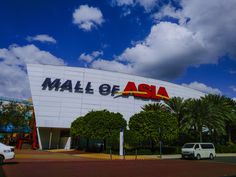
201,144,214,149
194,144,199,149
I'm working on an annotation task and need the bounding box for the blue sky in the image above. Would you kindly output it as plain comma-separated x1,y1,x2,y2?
0,0,236,99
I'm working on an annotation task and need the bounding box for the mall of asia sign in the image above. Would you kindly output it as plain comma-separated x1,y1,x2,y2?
41,78,169,100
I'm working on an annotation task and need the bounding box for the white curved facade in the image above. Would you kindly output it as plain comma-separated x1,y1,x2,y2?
27,64,204,149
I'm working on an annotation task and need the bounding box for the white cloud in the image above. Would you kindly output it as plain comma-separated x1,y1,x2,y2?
230,86,236,92
26,34,56,44
182,82,222,95
154,0,236,59
113,0,158,12
233,97,236,101
91,59,134,73
115,0,134,6
136,0,158,11
0,63,29,99
73,5,104,31
92,22,207,80
91,0,236,80
0,44,65,99
152,4,187,24
121,8,132,16
79,51,103,63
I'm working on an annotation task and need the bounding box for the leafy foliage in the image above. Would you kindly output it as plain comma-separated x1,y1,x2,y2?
129,110,178,144
140,94,236,144
0,102,31,130
71,110,127,148
71,94,236,152
142,102,168,112
165,97,186,127
183,95,236,142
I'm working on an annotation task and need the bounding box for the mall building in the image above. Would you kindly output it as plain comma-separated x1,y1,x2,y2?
27,64,205,150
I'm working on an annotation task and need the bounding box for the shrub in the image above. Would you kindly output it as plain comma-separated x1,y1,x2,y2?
215,143,236,153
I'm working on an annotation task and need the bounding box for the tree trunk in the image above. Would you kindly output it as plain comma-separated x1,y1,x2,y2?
228,127,232,143
199,130,202,142
151,140,154,153
103,139,106,151
177,116,181,146
86,138,89,151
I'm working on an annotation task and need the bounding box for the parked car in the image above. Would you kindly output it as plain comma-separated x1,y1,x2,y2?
181,143,216,160
0,142,15,164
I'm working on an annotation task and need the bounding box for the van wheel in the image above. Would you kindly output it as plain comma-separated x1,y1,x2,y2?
196,154,201,160
209,154,214,160
0,155,4,165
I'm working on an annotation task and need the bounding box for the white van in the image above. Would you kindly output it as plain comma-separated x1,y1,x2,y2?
181,143,216,160
0,142,15,164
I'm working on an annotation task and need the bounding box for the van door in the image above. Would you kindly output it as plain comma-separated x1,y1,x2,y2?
194,144,201,158
200,144,208,158
202,144,215,158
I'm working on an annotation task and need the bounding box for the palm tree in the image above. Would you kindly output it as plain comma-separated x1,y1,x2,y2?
163,97,188,144
202,95,235,137
183,98,207,142
183,94,235,142
142,95,236,143
141,102,168,112
164,97,186,129
222,97,236,142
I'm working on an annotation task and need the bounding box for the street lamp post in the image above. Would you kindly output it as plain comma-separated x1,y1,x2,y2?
159,127,162,159
119,128,124,156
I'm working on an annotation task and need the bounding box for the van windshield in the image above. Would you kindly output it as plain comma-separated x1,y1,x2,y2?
183,143,195,148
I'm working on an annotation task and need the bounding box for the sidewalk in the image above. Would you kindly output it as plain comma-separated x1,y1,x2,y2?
13,149,236,161
74,153,160,160
215,153,236,157
13,149,88,162
73,153,236,160
154,153,236,159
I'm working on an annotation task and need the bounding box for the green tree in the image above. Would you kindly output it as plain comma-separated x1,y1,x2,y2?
142,102,168,112
0,102,31,131
217,97,236,142
183,98,207,142
129,110,178,151
165,97,186,129
70,115,88,137
183,94,236,142
71,110,127,150
142,98,187,144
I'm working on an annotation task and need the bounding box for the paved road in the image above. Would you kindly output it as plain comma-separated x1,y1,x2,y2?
208,156,236,165
1,159,236,177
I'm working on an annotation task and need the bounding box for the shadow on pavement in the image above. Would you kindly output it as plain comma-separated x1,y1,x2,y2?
2,162,19,165
0,162,19,177
0,166,6,177
213,157,236,164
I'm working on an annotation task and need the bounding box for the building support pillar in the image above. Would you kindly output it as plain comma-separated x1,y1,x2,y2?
36,127,42,150
49,128,53,149
64,137,71,150
119,128,124,156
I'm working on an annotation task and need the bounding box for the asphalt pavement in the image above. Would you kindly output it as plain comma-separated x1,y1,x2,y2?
208,156,236,165
1,151,236,177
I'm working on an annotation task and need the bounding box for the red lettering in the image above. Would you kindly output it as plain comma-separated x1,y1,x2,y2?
121,81,169,101
123,82,137,95
136,84,151,98
150,85,158,99
157,87,169,100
